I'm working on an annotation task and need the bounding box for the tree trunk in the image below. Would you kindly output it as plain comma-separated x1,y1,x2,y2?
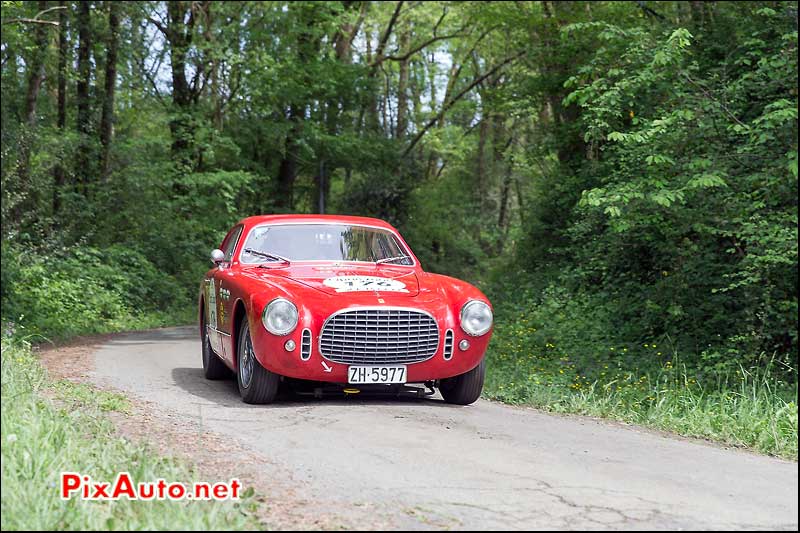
99,0,120,182
334,0,365,62
690,1,706,30
53,0,67,216
382,75,391,133
395,21,410,138
494,115,512,249
497,137,515,253
541,1,585,168
76,0,93,197
201,2,222,130
364,27,380,132
514,173,525,227
15,0,49,221
316,160,327,214
424,52,437,178
476,117,489,216
167,0,195,170
276,4,321,209
410,60,423,154
275,104,303,209
23,1,48,128
316,2,362,214
425,59,462,177
498,164,512,231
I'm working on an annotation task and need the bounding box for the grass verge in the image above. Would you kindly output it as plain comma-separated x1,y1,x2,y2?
0,336,258,530
484,329,798,460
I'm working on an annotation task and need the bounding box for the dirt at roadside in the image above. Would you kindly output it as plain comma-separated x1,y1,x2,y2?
36,333,117,382
36,334,376,531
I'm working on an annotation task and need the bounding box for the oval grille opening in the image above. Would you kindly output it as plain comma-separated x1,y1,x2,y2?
320,308,439,365
301,329,312,361
443,329,454,360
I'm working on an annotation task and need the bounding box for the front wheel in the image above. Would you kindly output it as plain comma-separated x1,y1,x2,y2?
439,359,486,405
236,318,280,404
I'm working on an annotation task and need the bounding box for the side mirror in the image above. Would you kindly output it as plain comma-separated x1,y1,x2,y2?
210,249,225,264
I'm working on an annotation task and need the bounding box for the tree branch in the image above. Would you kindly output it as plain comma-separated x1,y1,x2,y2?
370,1,404,67
3,17,59,26
3,5,66,25
139,46,168,106
375,5,467,66
681,71,747,128
146,15,168,35
636,1,667,21
432,5,448,35
403,50,525,156
382,30,467,63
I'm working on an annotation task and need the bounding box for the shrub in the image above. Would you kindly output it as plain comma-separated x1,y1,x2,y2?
1,244,192,340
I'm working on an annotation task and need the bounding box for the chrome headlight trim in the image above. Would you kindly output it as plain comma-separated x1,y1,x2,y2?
460,300,493,337
261,297,299,336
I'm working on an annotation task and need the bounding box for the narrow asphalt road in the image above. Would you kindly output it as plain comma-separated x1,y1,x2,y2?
90,327,797,530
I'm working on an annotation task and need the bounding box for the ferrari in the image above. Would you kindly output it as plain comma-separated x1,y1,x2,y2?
199,215,493,404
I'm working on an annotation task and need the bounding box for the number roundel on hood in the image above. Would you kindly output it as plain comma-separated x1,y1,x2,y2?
322,275,409,293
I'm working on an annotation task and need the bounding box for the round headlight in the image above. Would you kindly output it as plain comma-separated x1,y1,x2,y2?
262,298,298,336
460,300,493,336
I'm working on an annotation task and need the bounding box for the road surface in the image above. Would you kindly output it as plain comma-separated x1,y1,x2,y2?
89,327,798,530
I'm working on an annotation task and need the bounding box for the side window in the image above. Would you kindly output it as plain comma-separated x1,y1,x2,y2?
222,226,244,261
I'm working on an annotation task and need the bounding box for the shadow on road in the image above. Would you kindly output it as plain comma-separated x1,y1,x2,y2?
171,367,244,407
170,366,461,409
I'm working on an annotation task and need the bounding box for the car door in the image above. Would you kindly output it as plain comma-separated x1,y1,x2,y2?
204,276,222,354
216,224,244,363
205,225,243,359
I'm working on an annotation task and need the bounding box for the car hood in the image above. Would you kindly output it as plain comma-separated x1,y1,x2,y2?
264,264,420,297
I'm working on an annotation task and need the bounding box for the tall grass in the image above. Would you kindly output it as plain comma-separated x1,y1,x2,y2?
485,351,798,459
0,336,258,530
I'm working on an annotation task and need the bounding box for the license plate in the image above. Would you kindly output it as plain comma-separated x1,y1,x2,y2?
348,365,407,384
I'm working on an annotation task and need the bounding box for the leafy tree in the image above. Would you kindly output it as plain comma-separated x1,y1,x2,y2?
0,0,796,378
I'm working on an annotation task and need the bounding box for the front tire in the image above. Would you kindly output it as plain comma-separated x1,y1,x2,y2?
236,318,280,404
439,359,486,405
202,313,230,380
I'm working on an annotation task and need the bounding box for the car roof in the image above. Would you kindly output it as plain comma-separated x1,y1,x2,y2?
237,214,397,230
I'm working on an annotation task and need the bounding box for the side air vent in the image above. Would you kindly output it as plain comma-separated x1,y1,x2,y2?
443,329,454,360
301,329,312,361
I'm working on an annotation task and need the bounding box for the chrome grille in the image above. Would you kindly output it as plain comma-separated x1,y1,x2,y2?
320,308,439,364
443,329,454,360
300,329,312,361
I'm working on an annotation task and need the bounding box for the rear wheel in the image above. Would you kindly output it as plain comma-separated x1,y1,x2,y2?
236,318,280,404
201,312,230,380
439,359,486,405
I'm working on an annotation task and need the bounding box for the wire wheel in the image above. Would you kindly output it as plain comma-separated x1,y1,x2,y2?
239,329,255,388
236,317,281,404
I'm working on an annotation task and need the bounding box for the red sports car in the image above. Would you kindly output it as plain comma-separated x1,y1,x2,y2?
199,214,493,405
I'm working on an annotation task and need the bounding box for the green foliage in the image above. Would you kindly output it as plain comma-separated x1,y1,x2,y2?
1,336,258,529
516,3,798,373
484,279,798,459
2,244,191,340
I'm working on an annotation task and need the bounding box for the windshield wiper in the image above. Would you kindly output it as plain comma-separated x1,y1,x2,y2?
375,255,412,265
244,248,291,265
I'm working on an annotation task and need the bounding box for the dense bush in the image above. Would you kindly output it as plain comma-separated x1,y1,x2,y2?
1,244,192,339
510,6,798,375
484,270,798,458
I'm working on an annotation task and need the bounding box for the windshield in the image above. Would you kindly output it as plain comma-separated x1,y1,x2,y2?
239,224,414,265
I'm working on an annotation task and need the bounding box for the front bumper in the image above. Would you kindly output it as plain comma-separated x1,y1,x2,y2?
248,310,491,383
